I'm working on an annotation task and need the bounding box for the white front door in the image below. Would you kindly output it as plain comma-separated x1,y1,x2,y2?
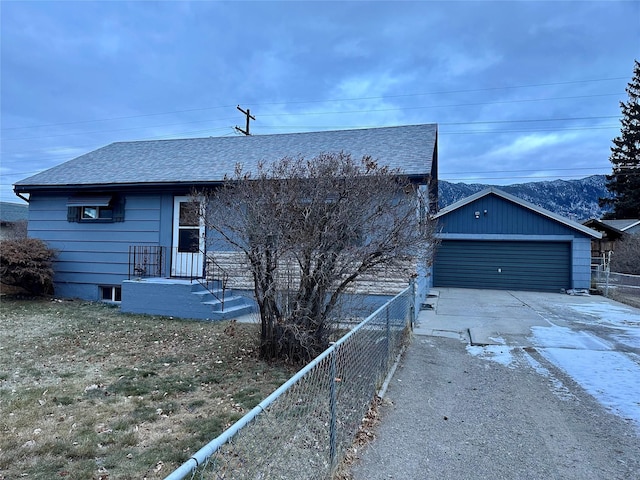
171,196,204,277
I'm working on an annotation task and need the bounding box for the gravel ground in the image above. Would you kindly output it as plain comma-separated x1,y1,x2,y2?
350,336,640,480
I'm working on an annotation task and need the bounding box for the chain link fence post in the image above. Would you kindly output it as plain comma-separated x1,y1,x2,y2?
386,305,391,362
409,278,416,331
329,348,338,472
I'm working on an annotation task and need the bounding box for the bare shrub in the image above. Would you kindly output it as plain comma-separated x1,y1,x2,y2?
0,238,56,294
610,234,640,274
4,219,28,240
196,153,437,363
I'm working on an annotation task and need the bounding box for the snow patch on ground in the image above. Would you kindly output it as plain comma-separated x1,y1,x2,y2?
568,303,640,349
464,299,640,431
466,339,515,367
530,325,611,350
612,332,640,349
538,348,640,430
569,303,640,327
521,350,577,401
530,321,640,431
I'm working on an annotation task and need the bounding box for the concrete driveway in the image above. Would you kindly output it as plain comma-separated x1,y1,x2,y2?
415,288,550,345
417,288,640,350
416,288,640,429
351,288,640,480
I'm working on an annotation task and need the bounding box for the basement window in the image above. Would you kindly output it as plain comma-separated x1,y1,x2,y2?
100,285,122,303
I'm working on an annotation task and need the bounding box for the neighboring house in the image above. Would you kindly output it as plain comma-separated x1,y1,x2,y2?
582,218,640,263
599,218,640,235
0,201,28,240
13,124,438,319
432,188,601,292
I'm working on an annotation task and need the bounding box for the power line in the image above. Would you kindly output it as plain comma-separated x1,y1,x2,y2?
1,75,627,131
442,125,618,135
443,167,610,176
5,124,234,142
254,93,623,118
3,115,622,142
0,124,620,161
442,116,620,126
440,174,609,182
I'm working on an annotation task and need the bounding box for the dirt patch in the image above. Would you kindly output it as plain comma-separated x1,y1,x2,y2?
592,287,640,310
0,297,294,480
334,395,384,480
608,290,640,310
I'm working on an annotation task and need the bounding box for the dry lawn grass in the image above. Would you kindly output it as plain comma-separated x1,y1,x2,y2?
0,296,294,480
608,289,640,310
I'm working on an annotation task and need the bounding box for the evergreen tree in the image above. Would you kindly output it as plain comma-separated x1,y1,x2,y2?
600,60,640,219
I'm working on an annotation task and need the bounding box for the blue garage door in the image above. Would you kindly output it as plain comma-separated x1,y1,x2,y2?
434,240,571,292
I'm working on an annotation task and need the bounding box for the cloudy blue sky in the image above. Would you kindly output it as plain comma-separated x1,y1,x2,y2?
1,1,638,203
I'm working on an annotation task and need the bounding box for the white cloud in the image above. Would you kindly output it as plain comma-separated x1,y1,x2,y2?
438,49,503,78
331,71,414,100
45,146,87,157
483,131,582,159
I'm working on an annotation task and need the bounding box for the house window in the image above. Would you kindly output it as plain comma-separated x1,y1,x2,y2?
82,206,113,220
67,195,125,223
100,285,122,302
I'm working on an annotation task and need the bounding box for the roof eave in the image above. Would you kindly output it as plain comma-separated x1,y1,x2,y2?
13,180,227,194
14,170,434,194
620,219,640,231
583,218,625,236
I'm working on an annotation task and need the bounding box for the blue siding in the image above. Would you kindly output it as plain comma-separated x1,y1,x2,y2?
571,237,592,289
438,194,581,236
28,193,166,300
159,194,174,252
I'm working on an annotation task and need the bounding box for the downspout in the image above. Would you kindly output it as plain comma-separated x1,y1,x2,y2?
16,192,30,203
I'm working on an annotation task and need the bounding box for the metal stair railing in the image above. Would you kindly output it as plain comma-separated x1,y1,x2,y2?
128,245,166,279
198,251,230,311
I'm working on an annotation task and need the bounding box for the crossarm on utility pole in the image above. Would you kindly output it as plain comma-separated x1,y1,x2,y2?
235,105,256,136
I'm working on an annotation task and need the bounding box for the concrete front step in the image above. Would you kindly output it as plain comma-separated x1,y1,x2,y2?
190,283,254,314
121,278,255,321
206,301,255,318
203,295,252,312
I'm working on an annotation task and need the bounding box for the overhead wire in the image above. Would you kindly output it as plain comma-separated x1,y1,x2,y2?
1,75,627,131
1,115,623,142
1,74,629,188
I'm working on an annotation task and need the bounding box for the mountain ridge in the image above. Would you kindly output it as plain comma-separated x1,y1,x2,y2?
438,175,611,221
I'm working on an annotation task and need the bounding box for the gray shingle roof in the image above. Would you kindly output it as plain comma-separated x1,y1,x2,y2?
600,219,640,232
15,124,437,191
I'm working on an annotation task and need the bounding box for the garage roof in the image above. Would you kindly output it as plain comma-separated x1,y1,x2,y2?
434,187,602,239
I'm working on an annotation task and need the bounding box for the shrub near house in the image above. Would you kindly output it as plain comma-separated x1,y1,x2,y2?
0,238,56,295
610,234,640,274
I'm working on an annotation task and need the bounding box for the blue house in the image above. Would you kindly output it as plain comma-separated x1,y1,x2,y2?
13,124,439,319
432,188,601,292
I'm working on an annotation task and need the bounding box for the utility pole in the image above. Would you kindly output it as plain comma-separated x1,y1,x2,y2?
235,105,255,136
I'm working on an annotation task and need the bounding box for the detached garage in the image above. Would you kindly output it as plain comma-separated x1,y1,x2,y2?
432,188,601,292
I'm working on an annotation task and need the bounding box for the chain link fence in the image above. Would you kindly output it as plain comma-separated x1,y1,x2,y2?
165,284,415,480
592,267,640,300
